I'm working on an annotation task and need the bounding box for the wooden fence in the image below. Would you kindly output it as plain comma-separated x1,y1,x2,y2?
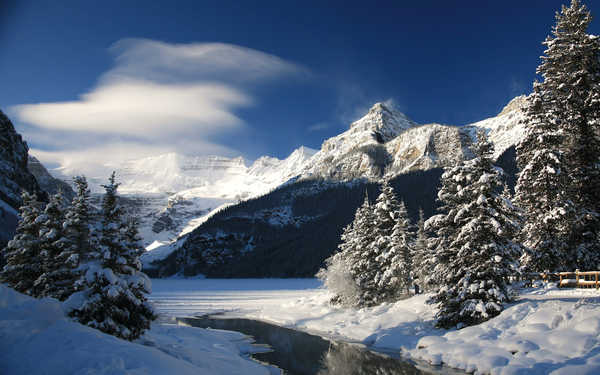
533,270,600,289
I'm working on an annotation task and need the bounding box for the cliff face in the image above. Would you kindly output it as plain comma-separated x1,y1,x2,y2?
0,111,45,210
27,156,75,203
0,111,47,248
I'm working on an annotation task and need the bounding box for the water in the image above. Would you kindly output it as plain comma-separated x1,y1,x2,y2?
180,316,448,375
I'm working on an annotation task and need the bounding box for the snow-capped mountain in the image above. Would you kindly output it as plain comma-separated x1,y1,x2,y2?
67,146,318,251
146,96,528,277
299,96,526,181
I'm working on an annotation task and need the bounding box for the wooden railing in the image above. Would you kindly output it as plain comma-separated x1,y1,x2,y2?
525,270,600,289
557,270,600,289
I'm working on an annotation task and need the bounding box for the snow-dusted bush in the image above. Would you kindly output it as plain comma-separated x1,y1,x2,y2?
317,251,360,307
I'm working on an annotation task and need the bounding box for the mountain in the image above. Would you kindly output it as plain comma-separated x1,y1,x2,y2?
27,156,75,203
0,111,47,248
48,146,319,255
145,96,527,278
300,96,525,181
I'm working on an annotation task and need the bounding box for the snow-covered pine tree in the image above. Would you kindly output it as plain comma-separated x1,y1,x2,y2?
63,176,93,263
68,172,154,340
343,191,380,307
430,131,522,329
120,214,154,332
411,208,429,292
33,191,80,300
532,0,600,269
512,2,600,272
376,200,413,297
0,192,44,294
515,90,575,272
420,214,447,292
369,180,402,303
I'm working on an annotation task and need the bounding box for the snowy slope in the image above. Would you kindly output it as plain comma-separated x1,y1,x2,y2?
0,283,272,375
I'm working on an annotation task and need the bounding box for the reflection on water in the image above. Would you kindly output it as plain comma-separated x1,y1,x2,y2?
179,316,430,375
318,342,424,375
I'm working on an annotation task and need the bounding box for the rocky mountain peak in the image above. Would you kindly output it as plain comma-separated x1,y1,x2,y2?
498,95,527,117
350,102,416,142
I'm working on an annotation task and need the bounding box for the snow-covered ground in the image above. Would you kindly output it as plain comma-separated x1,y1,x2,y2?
0,283,274,375
151,278,600,374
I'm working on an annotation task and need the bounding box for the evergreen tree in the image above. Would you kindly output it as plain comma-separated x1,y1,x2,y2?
369,180,402,303
376,200,413,297
515,90,575,272
33,191,79,300
0,192,44,294
411,208,429,292
63,176,93,263
514,0,600,271
68,172,154,340
344,192,379,306
420,214,447,292
537,0,600,269
430,131,522,329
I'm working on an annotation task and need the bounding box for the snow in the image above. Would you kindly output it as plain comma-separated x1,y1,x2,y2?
49,146,316,258
0,283,272,375
150,278,600,374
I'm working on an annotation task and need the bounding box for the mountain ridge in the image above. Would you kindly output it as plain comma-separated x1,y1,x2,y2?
144,96,527,276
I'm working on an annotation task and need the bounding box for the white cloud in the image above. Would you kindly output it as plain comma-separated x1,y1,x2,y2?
14,80,249,136
107,39,308,84
11,38,307,176
31,139,237,179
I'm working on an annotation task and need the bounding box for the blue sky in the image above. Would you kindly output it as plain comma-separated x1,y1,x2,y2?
1,0,598,174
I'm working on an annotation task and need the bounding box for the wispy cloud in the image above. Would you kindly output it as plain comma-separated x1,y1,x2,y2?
307,122,330,132
11,38,307,176
333,81,404,127
509,76,527,97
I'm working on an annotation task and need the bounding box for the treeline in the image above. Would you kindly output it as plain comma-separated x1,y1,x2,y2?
0,173,155,340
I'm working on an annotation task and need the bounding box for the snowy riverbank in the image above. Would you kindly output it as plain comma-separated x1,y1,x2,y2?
151,278,600,374
0,283,273,375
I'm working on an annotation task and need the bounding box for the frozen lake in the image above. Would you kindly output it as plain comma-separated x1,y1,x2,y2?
150,278,323,319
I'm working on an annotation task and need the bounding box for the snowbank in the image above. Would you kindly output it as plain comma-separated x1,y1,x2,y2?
151,278,600,374
0,283,271,375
